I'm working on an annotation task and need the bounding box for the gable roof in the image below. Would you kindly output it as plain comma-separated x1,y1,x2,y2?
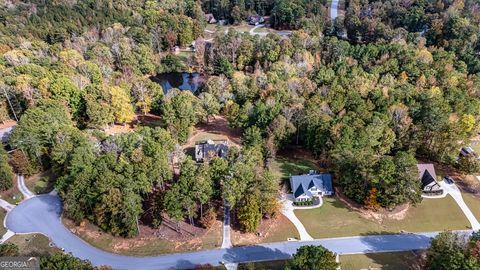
290,174,333,198
294,184,305,198
421,169,436,188
417,164,438,188
195,140,228,161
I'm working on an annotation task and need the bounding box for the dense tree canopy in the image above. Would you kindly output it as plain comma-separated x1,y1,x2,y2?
1,0,479,239
426,231,480,270
287,245,338,270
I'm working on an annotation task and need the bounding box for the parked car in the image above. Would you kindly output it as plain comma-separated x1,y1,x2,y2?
443,176,455,184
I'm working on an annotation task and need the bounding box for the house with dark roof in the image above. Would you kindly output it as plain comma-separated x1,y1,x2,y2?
248,15,265,25
205,13,217,24
290,172,333,202
0,124,15,144
195,140,228,162
417,164,443,195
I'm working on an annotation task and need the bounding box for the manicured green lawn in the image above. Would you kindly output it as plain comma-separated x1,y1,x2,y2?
263,215,300,243
237,252,421,270
7,234,60,256
295,196,470,238
238,260,287,270
270,156,320,187
0,210,6,236
463,193,480,221
340,251,421,270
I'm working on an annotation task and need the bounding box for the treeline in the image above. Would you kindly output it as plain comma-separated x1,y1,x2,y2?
206,29,480,208
201,0,328,29
341,0,480,73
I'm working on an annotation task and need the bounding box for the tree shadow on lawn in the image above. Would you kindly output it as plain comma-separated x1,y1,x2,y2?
276,157,321,191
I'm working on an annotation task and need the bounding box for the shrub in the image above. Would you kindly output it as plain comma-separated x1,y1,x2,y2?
199,208,217,229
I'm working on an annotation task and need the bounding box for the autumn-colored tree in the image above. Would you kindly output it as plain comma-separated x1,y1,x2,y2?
199,208,217,229
9,150,35,176
364,188,380,210
109,86,135,124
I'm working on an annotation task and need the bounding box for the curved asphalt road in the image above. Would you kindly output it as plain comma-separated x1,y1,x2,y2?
4,195,444,270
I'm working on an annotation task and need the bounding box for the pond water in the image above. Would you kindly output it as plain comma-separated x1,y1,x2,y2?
150,72,206,94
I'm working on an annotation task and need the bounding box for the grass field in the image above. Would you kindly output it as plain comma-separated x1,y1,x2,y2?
340,251,422,270
0,210,6,236
295,195,470,238
238,260,287,270
236,251,421,270
463,193,480,221
6,234,60,256
262,215,300,243
270,156,320,188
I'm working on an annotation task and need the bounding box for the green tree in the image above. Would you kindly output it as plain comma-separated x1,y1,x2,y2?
237,193,261,233
161,90,198,143
40,253,94,270
9,101,73,167
0,243,19,256
287,245,338,270
198,92,221,123
426,231,480,270
0,146,14,191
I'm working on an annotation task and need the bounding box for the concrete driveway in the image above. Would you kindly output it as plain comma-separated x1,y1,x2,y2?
3,195,458,270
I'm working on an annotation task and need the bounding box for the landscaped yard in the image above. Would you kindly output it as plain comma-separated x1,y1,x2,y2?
295,195,470,239
340,251,423,270
6,234,60,256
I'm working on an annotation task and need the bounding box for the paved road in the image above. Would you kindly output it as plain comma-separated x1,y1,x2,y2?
17,175,35,199
5,195,446,270
331,0,339,20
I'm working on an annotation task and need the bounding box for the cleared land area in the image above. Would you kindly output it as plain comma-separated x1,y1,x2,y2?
6,234,60,256
231,214,300,245
63,218,222,256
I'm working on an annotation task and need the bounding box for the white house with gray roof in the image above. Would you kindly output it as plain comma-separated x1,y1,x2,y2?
290,171,333,202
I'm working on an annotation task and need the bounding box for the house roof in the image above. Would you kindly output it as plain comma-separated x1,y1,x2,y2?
417,164,438,188
0,126,14,143
290,174,333,198
195,140,228,161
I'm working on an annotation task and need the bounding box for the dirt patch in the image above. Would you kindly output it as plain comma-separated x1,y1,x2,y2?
63,216,222,255
184,115,242,149
231,214,293,246
104,124,135,135
334,187,411,223
0,120,16,129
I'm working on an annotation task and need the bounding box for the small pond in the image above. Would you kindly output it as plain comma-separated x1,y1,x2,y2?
150,72,206,94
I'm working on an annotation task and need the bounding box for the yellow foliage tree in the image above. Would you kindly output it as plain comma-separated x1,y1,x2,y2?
109,86,134,124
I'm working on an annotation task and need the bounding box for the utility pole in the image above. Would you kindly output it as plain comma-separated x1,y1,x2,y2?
2,86,19,122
